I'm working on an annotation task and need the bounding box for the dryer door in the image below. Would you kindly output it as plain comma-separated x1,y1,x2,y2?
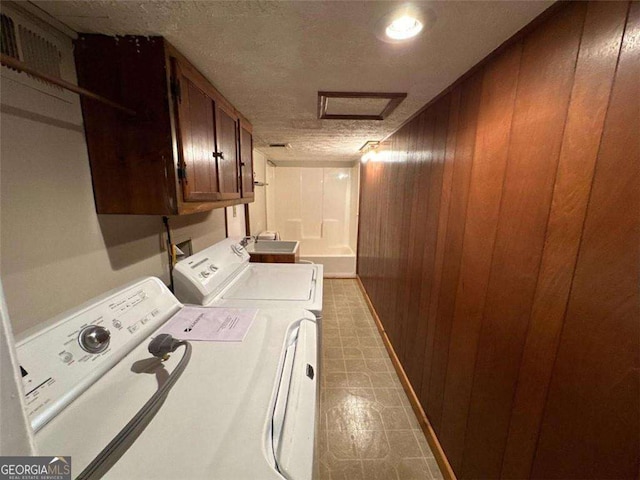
271,319,318,480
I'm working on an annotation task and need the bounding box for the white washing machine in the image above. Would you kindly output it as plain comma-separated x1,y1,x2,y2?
173,238,323,322
15,277,317,479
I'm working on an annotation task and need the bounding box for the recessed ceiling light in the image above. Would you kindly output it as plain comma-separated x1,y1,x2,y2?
374,5,435,44
386,15,423,40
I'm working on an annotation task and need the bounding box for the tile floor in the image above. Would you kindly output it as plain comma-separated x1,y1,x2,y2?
317,279,443,480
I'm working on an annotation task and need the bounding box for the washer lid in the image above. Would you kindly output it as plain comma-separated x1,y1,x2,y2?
222,265,316,301
34,309,318,480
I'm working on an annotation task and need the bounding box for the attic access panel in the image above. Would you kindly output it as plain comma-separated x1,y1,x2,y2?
317,91,406,120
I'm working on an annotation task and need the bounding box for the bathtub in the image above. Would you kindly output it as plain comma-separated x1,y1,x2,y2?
299,245,356,278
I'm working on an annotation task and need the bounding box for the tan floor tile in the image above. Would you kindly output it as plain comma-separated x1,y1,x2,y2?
386,360,398,373
340,336,360,348
324,372,349,388
386,430,423,458
324,346,344,359
369,372,398,388
345,358,367,372
324,358,346,373
318,459,332,480
339,326,359,336
323,331,341,343
365,358,390,372
326,404,384,432
356,327,376,337
361,346,385,358
343,346,365,359
357,429,391,459
321,280,432,480
348,371,372,388
381,407,412,430
426,457,444,479
323,387,375,410
404,405,423,430
354,318,374,328
325,457,364,480
374,388,403,407
362,459,400,480
323,387,353,411
351,388,377,403
326,430,360,459
413,430,435,459
338,314,353,323
317,428,328,459
395,458,433,480
358,335,383,347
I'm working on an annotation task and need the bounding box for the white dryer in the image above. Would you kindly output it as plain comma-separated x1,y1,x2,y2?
15,277,317,479
173,238,323,322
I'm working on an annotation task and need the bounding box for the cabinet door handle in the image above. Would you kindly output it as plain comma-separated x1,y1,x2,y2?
212,152,224,160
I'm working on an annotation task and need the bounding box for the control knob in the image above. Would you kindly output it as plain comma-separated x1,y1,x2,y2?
78,325,111,354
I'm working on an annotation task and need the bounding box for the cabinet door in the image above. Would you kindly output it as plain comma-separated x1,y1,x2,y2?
174,62,220,202
215,104,240,200
239,125,254,199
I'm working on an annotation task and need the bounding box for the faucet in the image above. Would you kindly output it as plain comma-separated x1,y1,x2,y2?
239,236,256,247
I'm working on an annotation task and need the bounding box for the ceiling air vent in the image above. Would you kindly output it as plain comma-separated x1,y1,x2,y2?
1,14,19,60
1,11,62,89
317,91,407,120
268,143,292,149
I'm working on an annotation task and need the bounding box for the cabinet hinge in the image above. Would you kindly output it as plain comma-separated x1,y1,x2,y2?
171,77,182,103
177,165,187,181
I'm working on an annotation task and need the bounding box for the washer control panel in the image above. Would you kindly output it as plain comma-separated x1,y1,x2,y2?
78,325,111,353
173,238,250,305
187,256,220,284
15,277,182,432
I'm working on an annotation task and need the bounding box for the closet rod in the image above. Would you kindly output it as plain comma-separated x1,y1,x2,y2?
0,54,136,116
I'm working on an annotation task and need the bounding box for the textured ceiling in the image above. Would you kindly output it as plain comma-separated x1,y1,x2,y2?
33,0,553,164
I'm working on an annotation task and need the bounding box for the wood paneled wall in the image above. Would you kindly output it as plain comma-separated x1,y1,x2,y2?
357,2,639,478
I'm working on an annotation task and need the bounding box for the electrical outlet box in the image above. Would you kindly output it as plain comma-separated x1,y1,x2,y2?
175,239,193,260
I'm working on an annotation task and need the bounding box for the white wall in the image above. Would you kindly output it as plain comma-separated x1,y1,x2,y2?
349,163,360,253
0,10,226,335
225,204,246,237
271,165,356,254
266,161,276,230
248,149,267,235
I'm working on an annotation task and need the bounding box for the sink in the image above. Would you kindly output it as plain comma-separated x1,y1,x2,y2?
246,241,299,255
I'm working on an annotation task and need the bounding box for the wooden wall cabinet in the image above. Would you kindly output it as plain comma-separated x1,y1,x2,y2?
74,35,254,215
248,252,298,264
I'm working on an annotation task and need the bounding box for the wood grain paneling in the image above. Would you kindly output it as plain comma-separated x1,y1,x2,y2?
461,4,586,477
501,2,630,476
440,36,523,475
400,107,436,388
531,3,639,478
429,71,483,451
422,87,461,432
406,99,450,393
357,2,638,478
